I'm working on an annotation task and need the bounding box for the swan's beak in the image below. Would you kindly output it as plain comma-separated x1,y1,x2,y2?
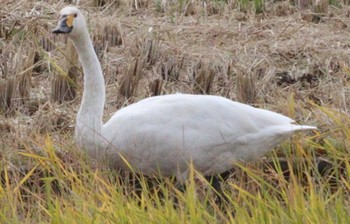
52,15,74,34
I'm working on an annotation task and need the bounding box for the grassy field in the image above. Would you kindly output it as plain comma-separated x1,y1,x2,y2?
1,0,350,223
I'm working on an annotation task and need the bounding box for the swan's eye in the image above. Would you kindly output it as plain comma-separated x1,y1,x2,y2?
74,13,77,18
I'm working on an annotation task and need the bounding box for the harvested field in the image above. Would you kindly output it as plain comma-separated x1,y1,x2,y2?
1,0,350,223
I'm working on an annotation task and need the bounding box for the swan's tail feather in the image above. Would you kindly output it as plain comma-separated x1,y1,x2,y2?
267,124,317,136
291,125,317,132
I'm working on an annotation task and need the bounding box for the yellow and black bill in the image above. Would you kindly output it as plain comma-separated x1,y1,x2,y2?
52,14,75,34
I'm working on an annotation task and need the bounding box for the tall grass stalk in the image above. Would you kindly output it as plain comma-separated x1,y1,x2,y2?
254,0,264,13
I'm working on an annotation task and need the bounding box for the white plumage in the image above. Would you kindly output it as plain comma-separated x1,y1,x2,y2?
53,7,316,182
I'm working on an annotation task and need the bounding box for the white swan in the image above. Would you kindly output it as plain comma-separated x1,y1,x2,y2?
52,7,316,182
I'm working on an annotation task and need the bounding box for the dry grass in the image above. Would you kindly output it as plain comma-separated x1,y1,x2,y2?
1,0,350,222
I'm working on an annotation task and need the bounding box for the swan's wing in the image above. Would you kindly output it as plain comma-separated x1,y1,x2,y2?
102,94,316,176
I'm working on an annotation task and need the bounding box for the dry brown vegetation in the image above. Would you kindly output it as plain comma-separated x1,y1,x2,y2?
0,1,350,142
2,0,349,149
1,0,350,222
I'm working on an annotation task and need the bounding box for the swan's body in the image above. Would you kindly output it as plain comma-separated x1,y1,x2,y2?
103,94,315,179
53,7,316,182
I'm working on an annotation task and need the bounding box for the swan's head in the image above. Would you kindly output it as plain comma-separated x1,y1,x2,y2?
52,6,87,39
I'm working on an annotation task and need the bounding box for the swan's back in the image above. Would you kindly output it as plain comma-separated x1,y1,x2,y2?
102,94,315,179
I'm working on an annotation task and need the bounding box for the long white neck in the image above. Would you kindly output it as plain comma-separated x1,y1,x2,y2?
71,30,106,150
